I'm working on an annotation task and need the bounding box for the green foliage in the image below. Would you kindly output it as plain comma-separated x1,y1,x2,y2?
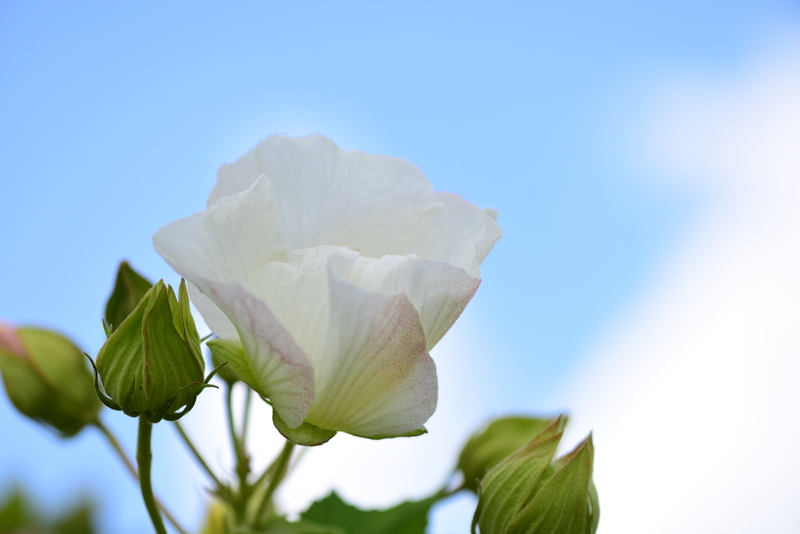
259,517,344,533
95,279,205,422
473,417,599,534
0,489,95,534
459,416,556,492
301,492,437,534
104,261,153,334
0,328,100,437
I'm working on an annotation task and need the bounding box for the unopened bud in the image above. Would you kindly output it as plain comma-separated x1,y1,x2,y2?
474,417,599,534
0,321,100,437
459,416,556,493
94,279,207,422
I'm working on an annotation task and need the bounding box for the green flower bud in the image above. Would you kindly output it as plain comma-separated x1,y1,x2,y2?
0,322,101,437
474,417,599,534
459,416,556,493
104,261,153,334
94,279,206,423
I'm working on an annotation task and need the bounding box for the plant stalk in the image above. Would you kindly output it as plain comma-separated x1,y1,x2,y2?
94,421,189,534
255,440,294,524
137,418,168,534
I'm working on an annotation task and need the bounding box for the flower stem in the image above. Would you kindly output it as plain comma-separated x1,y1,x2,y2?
255,440,294,524
137,418,168,534
226,384,249,488
241,387,252,445
94,421,189,534
173,421,224,489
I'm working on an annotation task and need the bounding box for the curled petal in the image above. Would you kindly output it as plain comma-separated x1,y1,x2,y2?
154,175,286,285
211,134,449,261
436,191,503,278
197,277,314,428
305,265,437,438
339,254,480,350
252,247,437,437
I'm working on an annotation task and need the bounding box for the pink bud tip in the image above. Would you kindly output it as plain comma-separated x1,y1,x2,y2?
0,321,27,359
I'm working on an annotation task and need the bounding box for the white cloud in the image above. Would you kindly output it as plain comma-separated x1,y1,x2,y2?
558,34,800,533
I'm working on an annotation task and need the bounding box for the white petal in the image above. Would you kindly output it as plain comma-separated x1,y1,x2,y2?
198,278,314,428
340,254,480,350
186,282,237,340
210,134,450,261
153,177,313,427
436,191,503,278
154,175,286,339
250,247,437,437
307,264,437,437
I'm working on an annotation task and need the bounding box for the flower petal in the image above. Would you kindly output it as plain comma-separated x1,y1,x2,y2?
342,254,480,350
154,175,286,285
195,277,314,428
211,134,450,261
153,177,313,427
315,254,437,437
436,192,503,278
251,247,437,438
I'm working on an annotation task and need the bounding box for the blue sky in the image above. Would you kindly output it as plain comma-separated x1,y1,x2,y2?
2,1,799,532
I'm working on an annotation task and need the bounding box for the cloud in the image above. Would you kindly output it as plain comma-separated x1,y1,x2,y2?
558,34,800,533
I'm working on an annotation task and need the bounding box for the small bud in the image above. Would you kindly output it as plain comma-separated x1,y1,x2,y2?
458,416,557,493
104,261,153,334
0,321,101,437
474,417,599,534
94,279,206,422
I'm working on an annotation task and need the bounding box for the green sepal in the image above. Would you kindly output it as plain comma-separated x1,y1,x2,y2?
353,427,428,440
272,410,336,446
207,338,259,388
301,491,437,534
104,261,153,334
459,416,558,493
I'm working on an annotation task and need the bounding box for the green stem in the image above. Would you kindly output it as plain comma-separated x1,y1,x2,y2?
241,388,252,445
255,441,294,524
173,421,224,489
226,384,249,488
137,418,168,534
94,421,189,534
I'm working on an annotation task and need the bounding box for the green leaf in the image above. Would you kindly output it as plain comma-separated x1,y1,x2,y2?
459,416,557,493
0,489,34,532
259,516,345,534
301,492,437,534
52,502,95,534
272,411,336,446
104,261,153,333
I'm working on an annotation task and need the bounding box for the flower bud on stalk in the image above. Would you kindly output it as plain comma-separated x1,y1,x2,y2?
93,279,210,423
474,417,599,534
459,416,557,493
0,321,100,436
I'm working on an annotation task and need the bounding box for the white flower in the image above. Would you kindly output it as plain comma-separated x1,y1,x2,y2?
153,134,501,443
